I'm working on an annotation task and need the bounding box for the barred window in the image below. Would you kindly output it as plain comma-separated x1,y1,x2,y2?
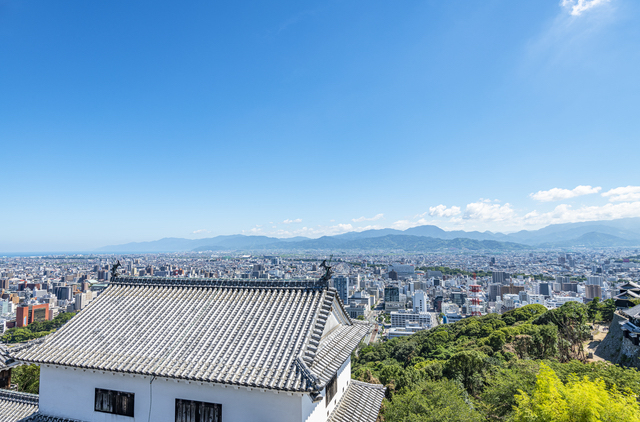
95,388,134,417
325,374,338,406
175,398,222,422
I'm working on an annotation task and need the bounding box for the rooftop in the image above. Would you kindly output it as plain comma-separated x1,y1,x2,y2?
12,276,371,393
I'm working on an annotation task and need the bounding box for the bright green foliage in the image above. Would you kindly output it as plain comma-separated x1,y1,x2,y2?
352,301,640,421
512,363,640,422
1,312,76,343
480,361,538,420
383,379,483,422
12,364,40,394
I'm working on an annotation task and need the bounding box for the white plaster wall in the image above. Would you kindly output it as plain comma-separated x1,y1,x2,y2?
39,365,308,422
325,357,351,416
321,312,340,339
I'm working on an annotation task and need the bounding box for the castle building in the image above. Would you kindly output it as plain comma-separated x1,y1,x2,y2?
2,277,384,422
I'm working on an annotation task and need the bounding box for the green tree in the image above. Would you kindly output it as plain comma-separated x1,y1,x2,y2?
383,379,483,422
534,302,590,362
444,350,487,394
587,297,600,322
513,363,640,422
12,364,40,394
598,299,616,322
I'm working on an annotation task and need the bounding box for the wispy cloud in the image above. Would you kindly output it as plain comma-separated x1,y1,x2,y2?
562,0,612,16
530,185,601,202
243,223,384,238
428,205,461,217
192,229,210,234
283,218,302,224
352,213,384,222
602,186,640,202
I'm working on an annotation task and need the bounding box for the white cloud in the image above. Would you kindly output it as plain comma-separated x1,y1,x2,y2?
428,205,461,218
602,186,640,202
523,201,640,226
192,229,210,234
283,218,302,224
530,185,601,202
562,0,611,16
463,201,516,222
352,213,384,222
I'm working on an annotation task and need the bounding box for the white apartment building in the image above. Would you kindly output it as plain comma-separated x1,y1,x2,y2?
390,310,434,329
412,290,427,313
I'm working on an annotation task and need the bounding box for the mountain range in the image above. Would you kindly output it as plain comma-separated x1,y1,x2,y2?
96,218,640,253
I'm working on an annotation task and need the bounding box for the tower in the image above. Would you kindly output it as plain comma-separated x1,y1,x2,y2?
469,284,482,316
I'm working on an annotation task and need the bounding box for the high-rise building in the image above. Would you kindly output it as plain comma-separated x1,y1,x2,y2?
587,276,604,287
384,286,400,303
16,303,50,327
333,275,349,305
413,291,427,313
488,283,502,302
539,283,551,297
501,285,524,297
55,286,73,301
586,285,602,300
492,271,509,285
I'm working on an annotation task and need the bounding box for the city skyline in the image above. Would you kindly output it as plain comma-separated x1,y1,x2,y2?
2,0,639,251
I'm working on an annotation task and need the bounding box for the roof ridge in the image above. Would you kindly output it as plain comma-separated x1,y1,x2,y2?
350,379,386,389
111,276,329,290
0,389,40,405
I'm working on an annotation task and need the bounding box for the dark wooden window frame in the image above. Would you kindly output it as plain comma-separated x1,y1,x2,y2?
94,388,135,417
175,398,222,422
325,374,338,406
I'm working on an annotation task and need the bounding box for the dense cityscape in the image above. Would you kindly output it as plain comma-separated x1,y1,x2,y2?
3,249,639,341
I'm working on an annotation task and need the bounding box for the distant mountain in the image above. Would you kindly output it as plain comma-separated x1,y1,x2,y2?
504,218,640,245
97,235,305,253
191,235,530,252
537,232,640,249
97,218,640,252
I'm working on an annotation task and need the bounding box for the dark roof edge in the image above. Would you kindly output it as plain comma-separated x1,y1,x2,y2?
8,362,312,393
0,389,39,406
111,276,329,290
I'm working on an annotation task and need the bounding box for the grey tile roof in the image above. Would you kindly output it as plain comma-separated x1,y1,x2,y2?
0,390,38,422
13,277,370,393
623,304,640,319
328,380,385,422
310,322,370,384
18,414,84,422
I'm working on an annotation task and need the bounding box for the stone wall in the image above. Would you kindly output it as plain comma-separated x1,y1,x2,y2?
595,313,640,368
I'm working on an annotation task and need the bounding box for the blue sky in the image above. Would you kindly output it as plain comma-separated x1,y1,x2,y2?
1,0,639,251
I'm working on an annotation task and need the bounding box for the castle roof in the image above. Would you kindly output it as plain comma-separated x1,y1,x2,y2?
0,390,39,422
328,380,386,422
12,277,370,393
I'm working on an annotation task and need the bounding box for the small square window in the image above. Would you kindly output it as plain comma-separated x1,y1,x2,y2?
95,388,134,417
176,398,222,422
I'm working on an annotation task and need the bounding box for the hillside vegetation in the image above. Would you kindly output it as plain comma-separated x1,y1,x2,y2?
353,300,640,421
